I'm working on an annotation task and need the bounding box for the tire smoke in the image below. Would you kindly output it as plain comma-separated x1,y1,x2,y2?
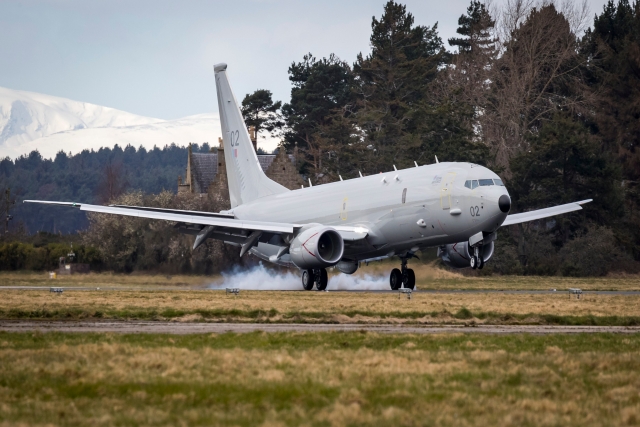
208,264,389,291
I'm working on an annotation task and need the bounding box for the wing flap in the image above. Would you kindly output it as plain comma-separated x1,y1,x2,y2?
502,199,592,226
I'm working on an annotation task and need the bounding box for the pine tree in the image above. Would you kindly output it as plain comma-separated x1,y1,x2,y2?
281,53,355,181
448,0,496,54
240,89,283,139
352,1,447,172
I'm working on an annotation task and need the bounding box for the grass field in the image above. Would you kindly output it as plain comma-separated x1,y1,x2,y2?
0,331,638,426
1,284,640,326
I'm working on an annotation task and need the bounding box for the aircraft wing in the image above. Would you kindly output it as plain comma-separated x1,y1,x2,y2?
501,199,592,227
23,200,369,253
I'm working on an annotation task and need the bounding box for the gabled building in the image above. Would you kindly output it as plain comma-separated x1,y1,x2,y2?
178,136,303,208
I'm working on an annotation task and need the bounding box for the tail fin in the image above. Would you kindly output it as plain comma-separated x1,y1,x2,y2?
214,63,289,208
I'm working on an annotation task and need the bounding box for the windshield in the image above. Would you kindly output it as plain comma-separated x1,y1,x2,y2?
466,178,505,188
464,180,479,189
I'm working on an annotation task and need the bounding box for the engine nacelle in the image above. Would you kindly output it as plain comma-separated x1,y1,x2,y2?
290,225,344,269
438,241,494,269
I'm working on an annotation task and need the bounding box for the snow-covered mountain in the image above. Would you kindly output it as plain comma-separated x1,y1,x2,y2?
0,87,222,159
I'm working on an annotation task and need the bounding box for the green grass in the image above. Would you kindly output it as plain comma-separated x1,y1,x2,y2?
0,332,639,426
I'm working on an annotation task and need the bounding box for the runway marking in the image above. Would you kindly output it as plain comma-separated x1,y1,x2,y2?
1,321,639,335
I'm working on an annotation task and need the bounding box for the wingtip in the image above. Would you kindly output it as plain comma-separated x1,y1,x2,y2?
214,63,227,72
577,199,593,205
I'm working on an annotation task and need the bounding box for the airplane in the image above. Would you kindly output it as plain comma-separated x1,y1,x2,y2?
25,63,591,291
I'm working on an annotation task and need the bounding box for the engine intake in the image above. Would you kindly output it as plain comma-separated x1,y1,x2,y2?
290,225,344,269
438,241,494,269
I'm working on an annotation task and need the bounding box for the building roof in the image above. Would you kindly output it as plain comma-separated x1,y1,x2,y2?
191,153,218,194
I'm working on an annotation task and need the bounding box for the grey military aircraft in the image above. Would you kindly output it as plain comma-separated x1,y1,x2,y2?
26,63,591,290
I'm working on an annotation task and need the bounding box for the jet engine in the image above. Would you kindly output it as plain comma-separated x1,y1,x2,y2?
438,241,494,269
289,225,344,269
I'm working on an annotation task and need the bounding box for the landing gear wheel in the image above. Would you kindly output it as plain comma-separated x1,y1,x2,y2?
316,269,328,291
390,268,402,290
477,256,484,270
301,269,315,291
470,256,478,269
404,269,416,290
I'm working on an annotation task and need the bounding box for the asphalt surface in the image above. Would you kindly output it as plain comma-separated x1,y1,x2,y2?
1,321,638,334
1,286,640,295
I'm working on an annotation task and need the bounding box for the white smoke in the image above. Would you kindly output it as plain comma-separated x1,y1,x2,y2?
209,263,389,291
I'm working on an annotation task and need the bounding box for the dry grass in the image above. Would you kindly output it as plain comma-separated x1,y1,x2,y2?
0,288,639,325
0,271,211,288
0,332,638,426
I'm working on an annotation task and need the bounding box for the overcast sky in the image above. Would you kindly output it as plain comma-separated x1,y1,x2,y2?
0,0,611,120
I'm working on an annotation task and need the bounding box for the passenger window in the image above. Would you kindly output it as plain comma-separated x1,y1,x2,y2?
494,179,505,186
471,180,479,189
464,180,471,189
479,179,494,186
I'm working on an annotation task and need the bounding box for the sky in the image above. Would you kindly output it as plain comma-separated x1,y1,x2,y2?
0,0,612,121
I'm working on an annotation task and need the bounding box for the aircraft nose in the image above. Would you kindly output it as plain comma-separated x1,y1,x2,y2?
499,194,511,213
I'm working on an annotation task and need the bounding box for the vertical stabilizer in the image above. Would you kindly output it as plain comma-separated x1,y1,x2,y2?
214,63,289,208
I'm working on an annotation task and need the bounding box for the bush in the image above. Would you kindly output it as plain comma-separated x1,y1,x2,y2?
558,226,638,276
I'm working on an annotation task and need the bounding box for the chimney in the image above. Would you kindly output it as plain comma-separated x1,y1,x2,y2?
249,126,257,152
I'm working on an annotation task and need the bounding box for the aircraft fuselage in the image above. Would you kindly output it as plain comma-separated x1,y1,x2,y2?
232,161,510,264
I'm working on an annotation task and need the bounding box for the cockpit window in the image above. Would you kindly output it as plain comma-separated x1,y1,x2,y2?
479,179,494,186
494,179,505,186
464,180,480,189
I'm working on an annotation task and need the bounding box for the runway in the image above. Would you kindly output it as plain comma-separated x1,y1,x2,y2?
1,286,640,295
1,321,639,334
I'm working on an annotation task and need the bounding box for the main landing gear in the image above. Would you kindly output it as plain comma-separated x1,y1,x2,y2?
470,245,484,270
301,268,328,291
389,257,416,290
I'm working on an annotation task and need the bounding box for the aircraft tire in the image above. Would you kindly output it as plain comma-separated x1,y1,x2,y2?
316,269,328,291
404,269,416,290
478,257,484,270
301,269,315,291
390,268,402,290
470,256,478,269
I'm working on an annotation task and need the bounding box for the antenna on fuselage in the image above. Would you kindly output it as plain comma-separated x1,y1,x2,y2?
339,175,343,181
359,171,363,178
393,165,397,171
435,155,439,164
414,161,419,167
308,178,313,187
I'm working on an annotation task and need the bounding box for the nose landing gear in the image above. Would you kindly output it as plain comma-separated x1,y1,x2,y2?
470,245,484,270
301,268,329,291
390,257,416,290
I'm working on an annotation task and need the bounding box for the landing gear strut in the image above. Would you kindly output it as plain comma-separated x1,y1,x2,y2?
470,245,484,270
390,257,415,290
301,268,328,291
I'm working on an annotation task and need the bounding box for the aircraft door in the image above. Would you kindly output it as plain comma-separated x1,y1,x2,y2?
440,172,456,210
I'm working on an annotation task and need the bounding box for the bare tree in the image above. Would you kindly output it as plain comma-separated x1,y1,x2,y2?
484,0,592,172
96,162,129,204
